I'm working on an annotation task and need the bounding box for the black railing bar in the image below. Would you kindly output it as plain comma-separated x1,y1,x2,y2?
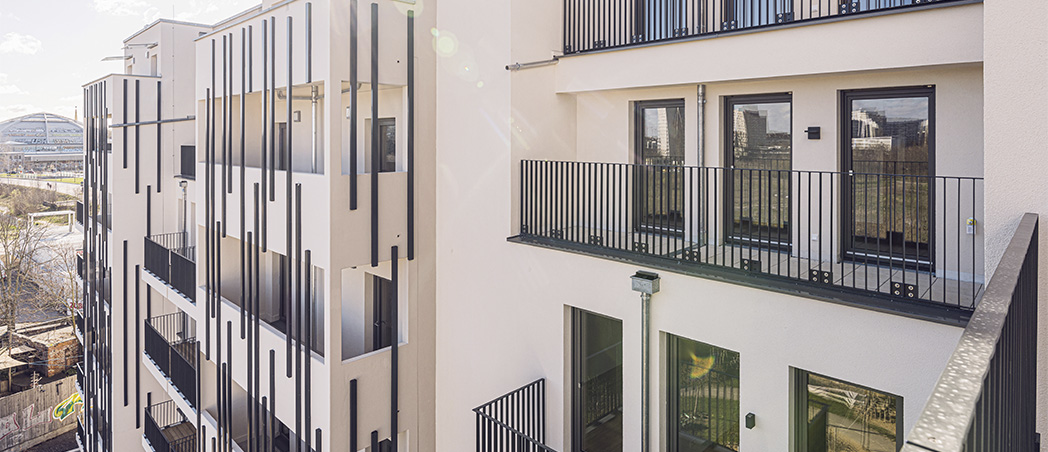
475,412,553,450
520,160,983,180
473,378,546,412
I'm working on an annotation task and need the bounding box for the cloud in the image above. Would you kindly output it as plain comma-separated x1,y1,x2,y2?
0,33,42,55
92,0,149,17
0,104,38,122
0,74,26,96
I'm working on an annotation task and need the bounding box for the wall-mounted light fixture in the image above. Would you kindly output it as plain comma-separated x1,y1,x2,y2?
293,111,302,123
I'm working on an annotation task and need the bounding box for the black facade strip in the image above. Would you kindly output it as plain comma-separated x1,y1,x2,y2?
249,25,253,93
262,19,269,252
135,265,141,429
205,88,212,361
156,80,161,193
227,321,233,452
370,3,379,267
146,185,151,236
270,17,276,202
135,79,140,194
122,241,127,407
304,248,312,452
286,15,294,379
350,379,357,451
306,3,312,83
122,80,128,168
269,349,276,452
295,183,302,443
407,11,415,261
222,35,228,238
391,245,399,451
254,182,261,452
242,26,248,341
228,32,234,198
349,0,358,210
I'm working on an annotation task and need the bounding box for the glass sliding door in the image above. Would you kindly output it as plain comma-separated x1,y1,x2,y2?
572,308,623,452
634,100,686,235
668,335,740,452
725,94,792,248
794,369,903,452
843,87,933,269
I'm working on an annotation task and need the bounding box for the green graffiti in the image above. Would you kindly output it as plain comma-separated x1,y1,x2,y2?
52,393,82,421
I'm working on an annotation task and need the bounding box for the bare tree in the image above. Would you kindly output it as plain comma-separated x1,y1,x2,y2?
0,212,52,388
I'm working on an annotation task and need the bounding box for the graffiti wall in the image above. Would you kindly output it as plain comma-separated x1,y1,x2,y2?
0,375,81,451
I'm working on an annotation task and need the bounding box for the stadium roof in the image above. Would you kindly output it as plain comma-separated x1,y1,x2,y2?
0,112,83,153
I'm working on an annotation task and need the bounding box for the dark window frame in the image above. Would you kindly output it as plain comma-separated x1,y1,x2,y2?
839,85,936,271
667,334,741,452
633,98,687,236
722,92,794,249
376,117,397,173
571,307,624,452
792,368,905,452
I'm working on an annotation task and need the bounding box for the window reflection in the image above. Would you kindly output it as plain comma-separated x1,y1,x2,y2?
728,98,792,247
804,373,900,452
669,336,740,452
573,309,623,452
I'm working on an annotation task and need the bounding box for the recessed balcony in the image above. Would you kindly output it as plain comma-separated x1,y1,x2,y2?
144,232,197,303
513,160,983,323
144,311,199,409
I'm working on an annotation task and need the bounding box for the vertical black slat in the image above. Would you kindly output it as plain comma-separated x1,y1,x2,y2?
407,10,415,260
371,431,378,452
286,15,295,378
249,25,253,93
157,80,162,193
146,186,152,236
370,3,380,267
270,17,277,201
135,79,140,194
305,249,312,452
255,186,262,452
206,86,212,360
122,240,127,407
296,184,302,452
306,3,313,83
269,349,276,452
350,379,358,451
350,0,359,210
135,264,141,428
228,321,234,452
242,26,248,340
228,33,235,198
223,35,229,238
247,231,254,452
391,245,400,452
263,19,269,252
122,80,127,168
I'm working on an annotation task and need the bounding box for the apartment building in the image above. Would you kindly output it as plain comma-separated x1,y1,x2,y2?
77,0,436,450
75,0,1044,451
435,1,1045,452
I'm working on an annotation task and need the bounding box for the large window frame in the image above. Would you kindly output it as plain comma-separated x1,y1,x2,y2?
633,99,687,236
571,307,624,452
666,334,741,452
839,85,936,271
792,368,904,452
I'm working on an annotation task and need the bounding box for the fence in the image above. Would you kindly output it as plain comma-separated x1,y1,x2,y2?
474,379,556,452
144,312,198,408
145,232,197,302
900,213,1038,452
144,400,196,452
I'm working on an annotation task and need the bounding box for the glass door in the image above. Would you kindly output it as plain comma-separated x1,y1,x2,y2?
572,308,623,452
843,87,933,269
725,94,792,248
634,100,686,235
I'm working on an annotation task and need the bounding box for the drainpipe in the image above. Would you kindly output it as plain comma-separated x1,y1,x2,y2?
311,85,319,173
631,271,661,452
697,84,706,166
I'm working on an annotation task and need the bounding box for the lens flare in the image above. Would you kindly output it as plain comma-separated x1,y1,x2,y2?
689,352,716,379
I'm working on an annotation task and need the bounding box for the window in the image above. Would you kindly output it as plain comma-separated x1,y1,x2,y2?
793,369,902,452
667,335,740,452
378,118,396,173
571,308,623,452
371,274,395,351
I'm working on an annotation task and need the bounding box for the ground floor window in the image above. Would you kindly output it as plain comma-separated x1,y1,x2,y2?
667,335,740,452
794,369,902,452
571,308,623,452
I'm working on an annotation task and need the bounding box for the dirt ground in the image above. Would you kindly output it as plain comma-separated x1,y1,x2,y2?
25,430,77,452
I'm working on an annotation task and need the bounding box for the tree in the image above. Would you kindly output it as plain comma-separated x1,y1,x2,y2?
0,211,54,389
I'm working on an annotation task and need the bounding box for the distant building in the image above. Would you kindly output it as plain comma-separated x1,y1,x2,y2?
0,113,84,172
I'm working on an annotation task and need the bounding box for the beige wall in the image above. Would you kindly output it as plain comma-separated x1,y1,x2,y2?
983,0,1048,438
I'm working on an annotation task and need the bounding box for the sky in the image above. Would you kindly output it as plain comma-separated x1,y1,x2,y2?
0,0,255,123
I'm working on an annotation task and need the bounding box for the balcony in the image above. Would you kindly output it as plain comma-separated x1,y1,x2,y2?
144,312,199,409
474,379,555,451
145,232,197,303
144,400,196,452
901,213,1039,452
76,419,85,451
75,200,83,226
514,160,983,322
75,362,84,395
564,0,972,54
74,310,84,342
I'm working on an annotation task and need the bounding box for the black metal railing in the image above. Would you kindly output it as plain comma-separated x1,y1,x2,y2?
474,379,555,452
145,400,196,452
519,160,984,312
179,145,196,179
145,232,197,302
76,362,84,392
74,310,84,338
901,213,1038,452
77,254,84,279
565,0,968,54
144,312,198,408
75,201,83,225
